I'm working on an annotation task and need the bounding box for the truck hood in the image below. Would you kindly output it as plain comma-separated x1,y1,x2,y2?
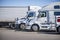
15,18,27,24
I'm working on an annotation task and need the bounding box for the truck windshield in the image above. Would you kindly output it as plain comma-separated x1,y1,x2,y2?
28,12,35,17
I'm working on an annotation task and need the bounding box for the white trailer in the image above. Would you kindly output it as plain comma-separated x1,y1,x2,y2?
0,6,28,27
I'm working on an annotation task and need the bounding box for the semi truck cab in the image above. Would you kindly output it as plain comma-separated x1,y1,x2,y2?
15,10,49,31
54,12,60,33
15,10,60,33
15,10,39,30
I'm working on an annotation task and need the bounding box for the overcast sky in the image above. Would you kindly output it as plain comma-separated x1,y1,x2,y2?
0,0,60,7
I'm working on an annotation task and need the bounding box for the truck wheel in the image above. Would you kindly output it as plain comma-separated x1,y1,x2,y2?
58,27,60,33
10,24,15,29
31,24,39,32
20,23,26,30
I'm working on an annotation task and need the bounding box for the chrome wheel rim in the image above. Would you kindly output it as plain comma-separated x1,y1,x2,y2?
32,25,38,31
20,24,25,30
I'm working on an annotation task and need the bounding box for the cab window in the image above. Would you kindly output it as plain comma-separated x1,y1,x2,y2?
41,12,46,17
28,12,35,17
37,11,46,18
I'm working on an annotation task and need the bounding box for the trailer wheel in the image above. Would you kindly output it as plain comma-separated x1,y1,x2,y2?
20,23,26,30
10,24,15,29
31,24,39,32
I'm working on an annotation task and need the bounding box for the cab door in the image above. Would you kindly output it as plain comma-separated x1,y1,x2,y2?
37,11,47,23
26,11,36,25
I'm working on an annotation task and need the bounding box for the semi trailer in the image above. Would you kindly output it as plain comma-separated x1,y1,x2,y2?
0,6,28,28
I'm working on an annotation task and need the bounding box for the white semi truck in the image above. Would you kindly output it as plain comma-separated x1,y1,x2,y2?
15,9,60,33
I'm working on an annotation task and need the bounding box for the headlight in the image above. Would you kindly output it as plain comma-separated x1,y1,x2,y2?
34,21,38,23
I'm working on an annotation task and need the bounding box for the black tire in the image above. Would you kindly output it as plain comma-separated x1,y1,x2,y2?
58,27,60,33
56,27,60,33
20,23,26,30
10,24,15,29
31,24,39,32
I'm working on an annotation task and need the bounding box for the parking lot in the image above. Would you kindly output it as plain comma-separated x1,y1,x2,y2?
0,27,60,40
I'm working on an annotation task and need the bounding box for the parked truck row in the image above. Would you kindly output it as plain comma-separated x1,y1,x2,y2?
13,9,60,33
0,2,60,33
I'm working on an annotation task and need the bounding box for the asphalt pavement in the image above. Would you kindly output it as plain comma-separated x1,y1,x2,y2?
0,27,60,40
